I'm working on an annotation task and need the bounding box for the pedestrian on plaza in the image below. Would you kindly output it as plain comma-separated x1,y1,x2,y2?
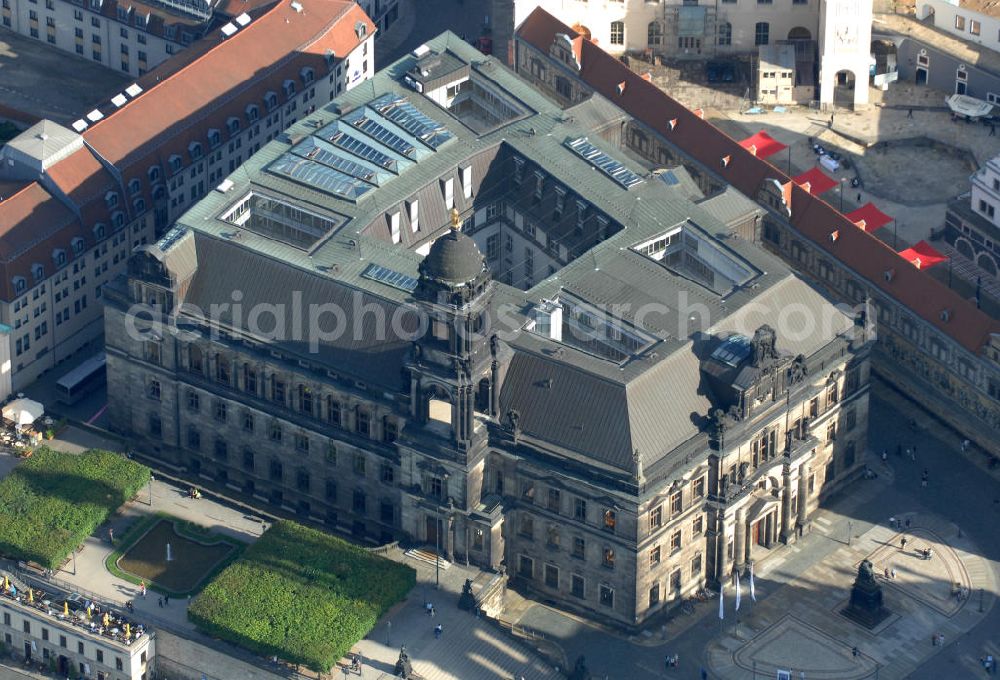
882,449,888,463
901,537,908,551
157,597,163,608
434,624,443,639
962,439,971,453
907,108,914,119
884,567,890,579
109,528,114,543
426,602,433,616
932,633,938,646
852,646,859,659
905,518,911,529
829,113,834,128
164,594,169,606
139,581,146,598
857,192,862,203
891,568,897,580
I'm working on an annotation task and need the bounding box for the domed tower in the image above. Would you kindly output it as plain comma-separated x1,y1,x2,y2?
402,209,499,565
408,208,494,451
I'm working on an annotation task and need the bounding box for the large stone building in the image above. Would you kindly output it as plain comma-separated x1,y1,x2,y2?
514,8,1000,456
105,32,871,625
0,0,374,398
502,0,872,107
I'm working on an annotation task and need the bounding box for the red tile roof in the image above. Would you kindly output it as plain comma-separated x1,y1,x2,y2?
516,7,1000,354
0,0,373,303
84,0,370,168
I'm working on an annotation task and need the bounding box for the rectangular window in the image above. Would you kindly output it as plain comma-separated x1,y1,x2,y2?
670,491,682,516
574,498,587,521
603,509,616,532
692,515,704,535
649,583,660,606
692,476,705,497
547,488,561,512
407,199,419,232
971,19,981,35
649,505,662,530
602,547,615,568
670,530,682,552
518,555,534,578
955,15,966,30
461,166,472,200
649,545,661,566
599,584,614,607
353,454,366,476
443,178,454,209
544,563,559,588
572,536,585,559
571,574,585,598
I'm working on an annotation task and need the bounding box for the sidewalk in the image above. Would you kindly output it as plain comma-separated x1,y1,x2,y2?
350,553,562,680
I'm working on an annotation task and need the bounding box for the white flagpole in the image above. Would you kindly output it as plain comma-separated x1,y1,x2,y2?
735,572,742,612
750,562,757,602
718,582,724,620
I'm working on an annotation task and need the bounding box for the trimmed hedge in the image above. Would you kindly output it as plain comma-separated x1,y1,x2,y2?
0,447,149,569
189,521,415,672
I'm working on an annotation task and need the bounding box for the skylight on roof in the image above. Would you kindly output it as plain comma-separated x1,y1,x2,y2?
362,263,418,293
321,127,399,172
370,94,453,149
269,153,374,201
711,334,752,367
345,112,417,158
291,137,381,186
566,137,644,190
157,225,188,252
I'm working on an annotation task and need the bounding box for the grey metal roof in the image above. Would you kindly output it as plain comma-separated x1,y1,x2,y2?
696,187,763,229
161,30,856,474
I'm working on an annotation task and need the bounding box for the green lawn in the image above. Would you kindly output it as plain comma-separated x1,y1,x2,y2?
0,448,149,569
189,521,415,672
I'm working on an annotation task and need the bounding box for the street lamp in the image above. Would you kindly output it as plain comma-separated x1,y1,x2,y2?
148,474,154,507
72,548,77,576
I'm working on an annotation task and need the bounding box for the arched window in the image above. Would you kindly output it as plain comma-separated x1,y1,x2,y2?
610,21,624,45
264,91,278,112
168,155,183,174
133,197,146,214
31,264,44,281
105,191,118,208
755,22,770,46
208,128,221,148
718,21,732,46
128,178,141,194
71,237,85,255
93,223,106,240
283,79,296,98
53,249,67,268
647,21,663,46
112,211,125,229
152,185,166,201
13,276,26,294
245,104,259,123
147,165,161,183
300,66,314,84
188,141,203,160
227,117,240,136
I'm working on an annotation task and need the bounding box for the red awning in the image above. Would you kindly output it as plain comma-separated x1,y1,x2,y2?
846,203,893,233
898,241,948,270
792,167,838,195
738,131,787,159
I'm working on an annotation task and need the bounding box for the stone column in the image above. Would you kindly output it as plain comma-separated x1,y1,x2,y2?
490,360,500,416
446,514,456,562
715,510,728,586
464,385,474,436
733,507,746,574
797,462,810,531
781,461,794,543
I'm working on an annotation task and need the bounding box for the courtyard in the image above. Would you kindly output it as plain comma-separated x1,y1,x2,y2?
0,26,129,125
113,516,240,595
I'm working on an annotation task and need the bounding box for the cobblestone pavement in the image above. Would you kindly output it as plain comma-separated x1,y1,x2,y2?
349,554,562,680
513,381,1000,679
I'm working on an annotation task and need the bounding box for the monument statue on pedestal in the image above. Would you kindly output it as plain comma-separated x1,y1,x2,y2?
841,559,890,629
458,578,476,611
394,646,413,678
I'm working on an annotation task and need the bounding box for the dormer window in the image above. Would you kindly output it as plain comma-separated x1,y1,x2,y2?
189,141,203,160
105,191,118,209
112,211,125,229
245,104,259,123
300,67,314,85
354,20,367,39
554,187,566,219
533,171,544,203
127,179,141,195
13,277,26,294
31,264,44,282
513,156,524,185
133,197,146,213
168,155,183,174
71,237,85,255
283,79,296,98
53,249,67,268
148,165,161,183
227,117,240,136
264,91,278,112
93,223,106,240
207,128,221,148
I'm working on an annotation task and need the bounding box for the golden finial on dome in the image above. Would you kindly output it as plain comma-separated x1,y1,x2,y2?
449,207,461,230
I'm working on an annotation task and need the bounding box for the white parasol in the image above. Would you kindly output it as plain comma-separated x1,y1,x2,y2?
2,398,44,427
945,94,994,119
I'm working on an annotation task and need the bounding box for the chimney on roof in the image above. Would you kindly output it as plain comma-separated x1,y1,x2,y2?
38,133,49,141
